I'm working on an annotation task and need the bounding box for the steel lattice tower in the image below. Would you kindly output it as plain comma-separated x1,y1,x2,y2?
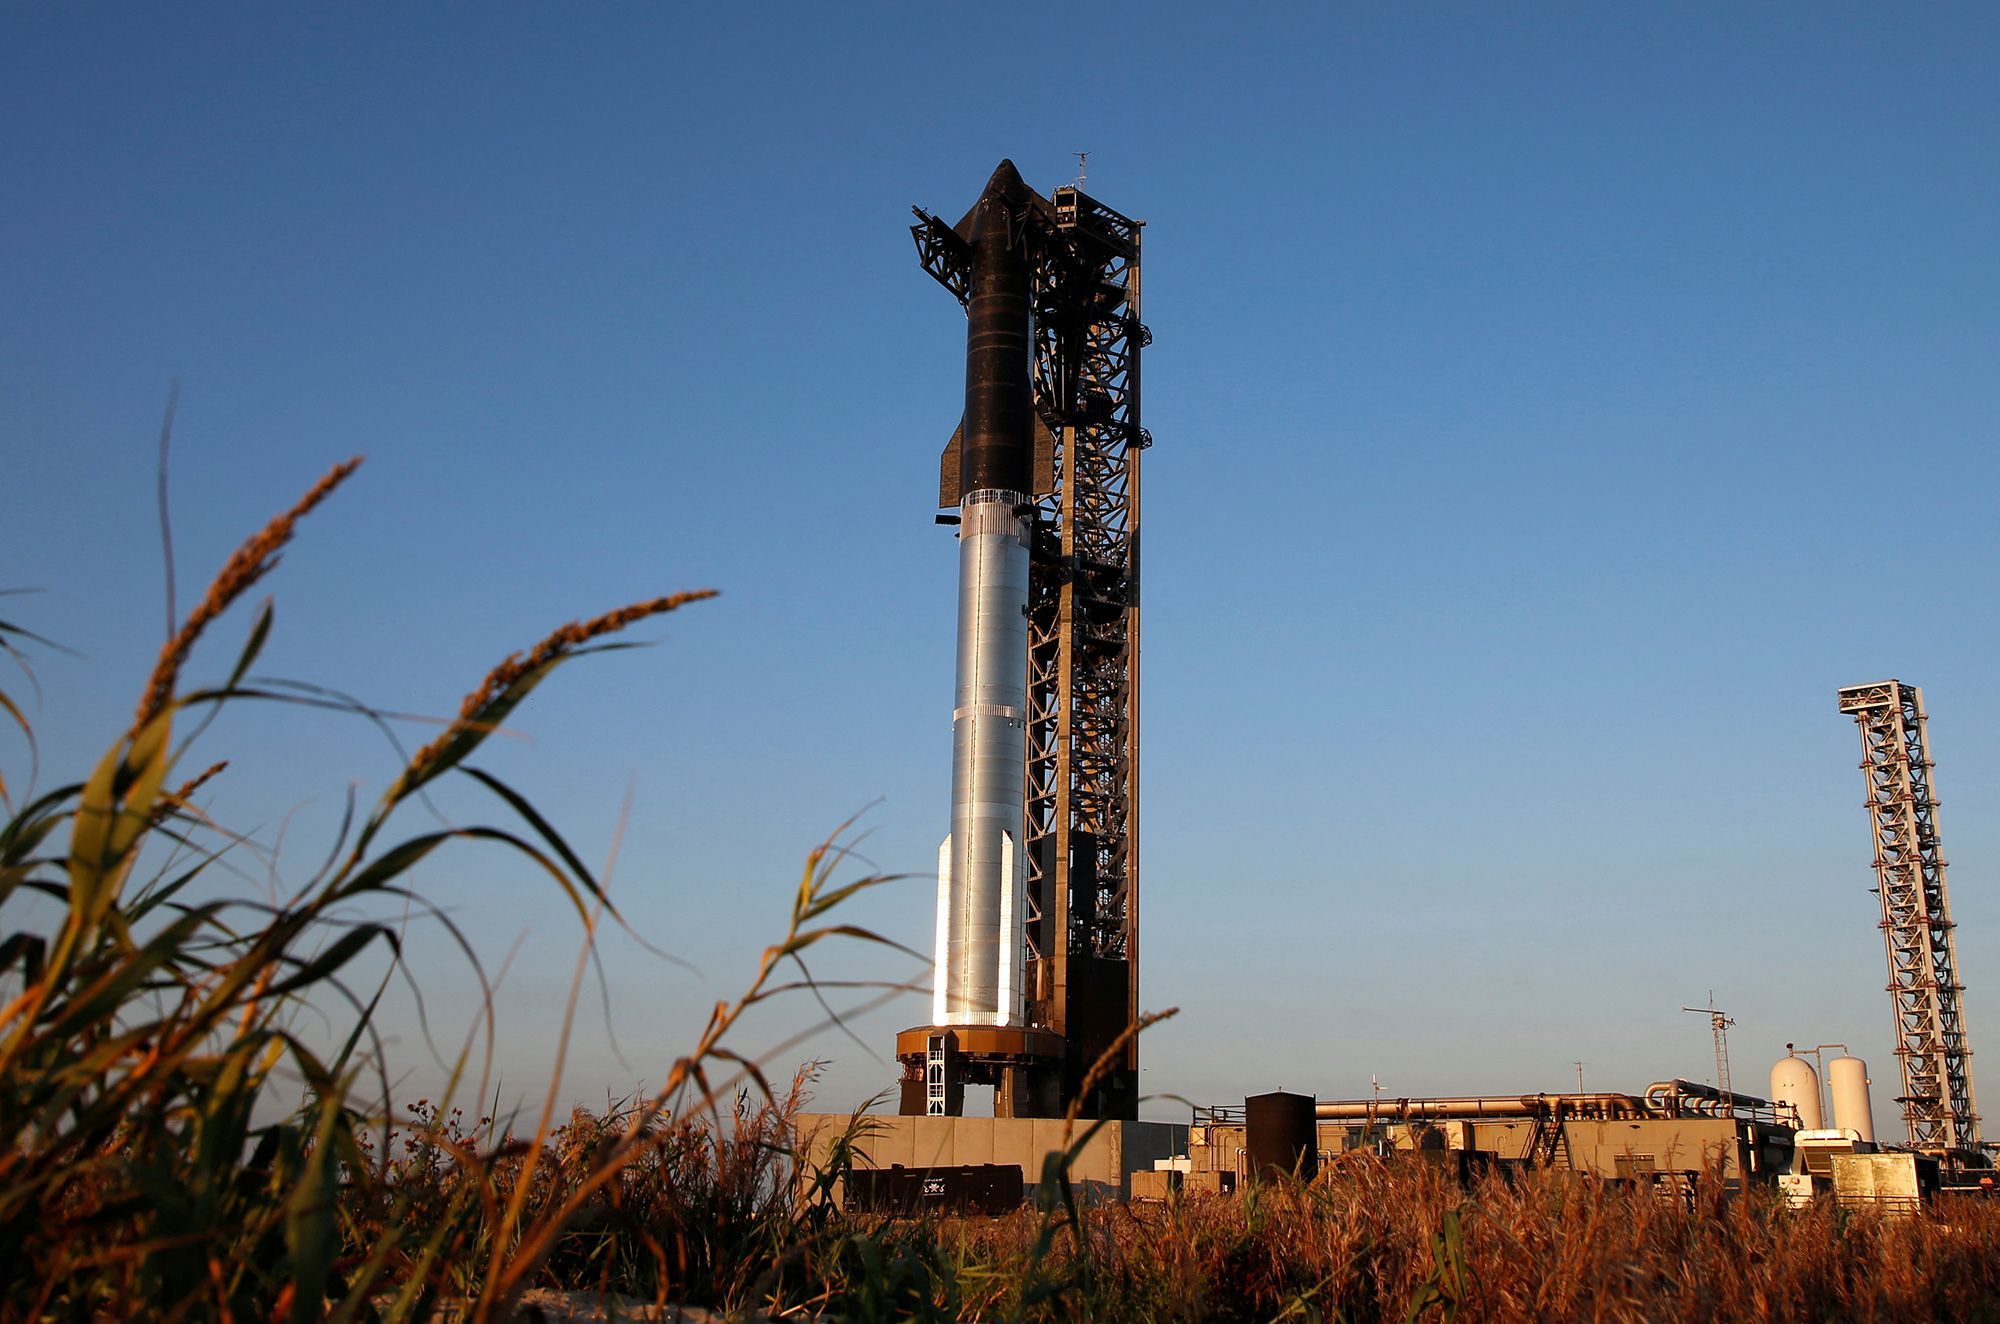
1022,187,1147,1118
1837,680,1981,1155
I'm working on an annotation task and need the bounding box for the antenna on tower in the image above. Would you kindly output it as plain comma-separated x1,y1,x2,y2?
1075,151,1088,188
1682,993,1736,1095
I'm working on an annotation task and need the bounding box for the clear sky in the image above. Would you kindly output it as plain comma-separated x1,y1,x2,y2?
5,4,1997,1123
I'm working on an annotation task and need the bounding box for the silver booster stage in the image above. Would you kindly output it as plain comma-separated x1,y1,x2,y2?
936,488,1031,1026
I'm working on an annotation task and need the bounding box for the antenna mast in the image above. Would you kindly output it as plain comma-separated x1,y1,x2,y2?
1683,994,1736,1096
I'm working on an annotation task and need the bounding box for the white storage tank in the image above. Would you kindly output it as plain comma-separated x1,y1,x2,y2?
1828,1055,1875,1144
1771,1056,1823,1130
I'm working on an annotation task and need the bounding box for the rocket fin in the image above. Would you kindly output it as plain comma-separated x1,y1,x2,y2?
945,414,1053,506
997,830,1015,1023
934,835,952,1025
939,420,963,509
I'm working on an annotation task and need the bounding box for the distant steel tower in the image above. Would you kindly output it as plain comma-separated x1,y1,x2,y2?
1682,994,1736,1096
897,162,1147,1120
1836,680,1981,1156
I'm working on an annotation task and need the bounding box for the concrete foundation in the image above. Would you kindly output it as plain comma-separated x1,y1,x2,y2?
795,1113,1188,1205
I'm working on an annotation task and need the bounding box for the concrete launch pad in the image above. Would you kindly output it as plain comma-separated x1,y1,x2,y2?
795,1113,1187,1205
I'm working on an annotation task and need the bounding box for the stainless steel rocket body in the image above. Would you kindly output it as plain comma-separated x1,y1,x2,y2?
936,487,1031,1026
929,161,1038,1030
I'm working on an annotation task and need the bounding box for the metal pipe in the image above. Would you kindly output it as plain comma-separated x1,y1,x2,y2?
1644,1079,1782,1118
1314,1093,1651,1121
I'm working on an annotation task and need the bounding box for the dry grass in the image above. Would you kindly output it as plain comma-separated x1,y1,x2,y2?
819,1158,2000,1322
350,1069,833,1316
1,457,820,1322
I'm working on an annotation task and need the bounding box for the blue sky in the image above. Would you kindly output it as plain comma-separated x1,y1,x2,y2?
4,4,1997,1122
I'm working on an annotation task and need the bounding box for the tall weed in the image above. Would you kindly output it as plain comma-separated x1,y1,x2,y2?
0,455,899,1318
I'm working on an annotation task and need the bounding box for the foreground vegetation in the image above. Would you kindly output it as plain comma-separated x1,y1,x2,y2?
861,1163,2000,1323
4,455,1998,1321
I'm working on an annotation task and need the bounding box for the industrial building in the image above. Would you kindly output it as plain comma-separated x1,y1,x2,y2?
1127,1084,1788,1200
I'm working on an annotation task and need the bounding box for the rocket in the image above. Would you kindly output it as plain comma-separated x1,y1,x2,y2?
934,161,1038,1028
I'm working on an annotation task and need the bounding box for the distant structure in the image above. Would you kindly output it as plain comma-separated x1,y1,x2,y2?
1837,680,1981,1156
896,161,1148,1120
1682,994,1737,1096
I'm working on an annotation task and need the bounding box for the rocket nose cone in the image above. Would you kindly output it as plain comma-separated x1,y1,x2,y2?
952,159,1039,243
983,159,1030,199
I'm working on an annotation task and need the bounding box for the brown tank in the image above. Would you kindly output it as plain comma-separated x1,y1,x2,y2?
1245,1090,1318,1183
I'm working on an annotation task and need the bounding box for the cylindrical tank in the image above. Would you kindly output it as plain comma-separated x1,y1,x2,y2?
937,489,1032,1026
1828,1056,1875,1143
1246,1091,1319,1183
1770,1056,1822,1130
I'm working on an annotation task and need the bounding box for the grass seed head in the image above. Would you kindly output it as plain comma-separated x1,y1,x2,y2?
136,457,363,729
405,589,718,778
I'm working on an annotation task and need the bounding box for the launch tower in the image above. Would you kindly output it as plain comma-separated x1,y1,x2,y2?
896,162,1147,1121
1836,680,1981,1158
